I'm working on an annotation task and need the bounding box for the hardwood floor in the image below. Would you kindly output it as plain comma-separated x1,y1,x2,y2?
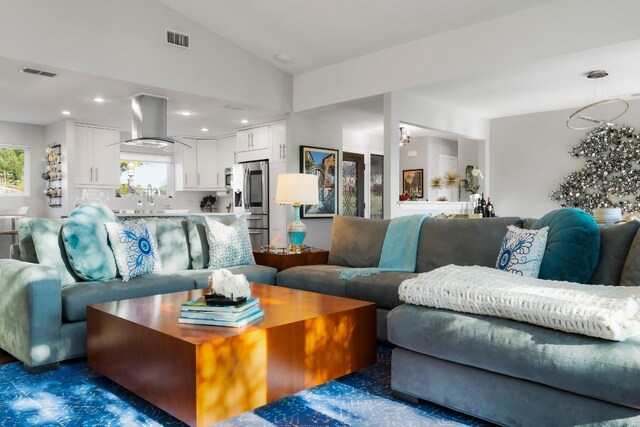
0,349,16,365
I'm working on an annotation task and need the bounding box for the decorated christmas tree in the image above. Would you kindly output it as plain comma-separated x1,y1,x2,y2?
550,124,640,213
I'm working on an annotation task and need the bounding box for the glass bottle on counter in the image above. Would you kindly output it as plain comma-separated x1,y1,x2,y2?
486,197,495,217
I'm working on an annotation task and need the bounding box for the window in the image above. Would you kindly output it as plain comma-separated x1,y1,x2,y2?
118,153,172,197
0,145,29,196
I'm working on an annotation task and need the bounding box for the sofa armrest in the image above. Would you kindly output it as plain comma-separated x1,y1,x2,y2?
0,259,62,368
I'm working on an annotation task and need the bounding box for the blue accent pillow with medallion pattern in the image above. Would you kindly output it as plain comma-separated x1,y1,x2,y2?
105,221,163,282
496,225,548,278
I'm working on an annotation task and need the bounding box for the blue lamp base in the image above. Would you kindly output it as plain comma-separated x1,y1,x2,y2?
288,204,307,251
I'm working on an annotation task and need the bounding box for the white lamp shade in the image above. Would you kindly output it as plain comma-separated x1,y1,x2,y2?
275,173,319,205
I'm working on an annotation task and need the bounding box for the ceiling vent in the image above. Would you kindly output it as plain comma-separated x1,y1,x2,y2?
20,67,57,78
223,104,246,111
166,29,190,49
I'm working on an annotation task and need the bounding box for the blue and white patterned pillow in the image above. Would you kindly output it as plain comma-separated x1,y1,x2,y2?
496,225,549,278
205,216,255,269
105,221,162,282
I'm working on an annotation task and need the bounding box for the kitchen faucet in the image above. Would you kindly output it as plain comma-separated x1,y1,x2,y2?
146,184,155,213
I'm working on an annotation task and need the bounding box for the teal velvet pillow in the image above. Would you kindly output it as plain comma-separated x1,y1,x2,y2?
145,218,189,273
62,203,118,281
29,218,78,285
205,215,255,269
17,217,38,263
532,208,600,283
105,221,162,282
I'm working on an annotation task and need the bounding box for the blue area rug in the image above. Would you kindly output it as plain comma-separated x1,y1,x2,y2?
0,346,493,426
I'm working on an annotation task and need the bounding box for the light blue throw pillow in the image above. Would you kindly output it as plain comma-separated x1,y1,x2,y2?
62,203,118,281
205,216,255,269
496,225,548,278
17,217,38,263
29,218,78,285
532,208,600,283
105,221,162,282
145,218,190,273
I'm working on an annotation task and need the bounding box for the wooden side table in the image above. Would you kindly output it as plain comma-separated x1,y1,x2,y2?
253,249,329,271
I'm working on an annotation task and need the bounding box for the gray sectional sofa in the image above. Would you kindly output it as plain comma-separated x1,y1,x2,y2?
0,213,276,372
276,214,640,426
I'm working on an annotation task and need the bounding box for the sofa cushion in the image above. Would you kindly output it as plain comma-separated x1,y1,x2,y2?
61,203,118,281
61,273,194,322
589,221,640,285
30,218,78,285
176,265,277,288
145,218,190,273
346,272,417,310
415,217,522,273
276,265,348,297
205,216,255,268
186,214,237,269
621,226,640,286
387,304,640,409
105,221,163,282
532,208,600,283
328,215,390,267
495,225,548,278
17,218,37,263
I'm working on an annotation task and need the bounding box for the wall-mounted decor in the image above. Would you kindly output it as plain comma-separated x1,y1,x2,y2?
300,146,338,217
550,124,640,213
403,169,423,198
42,143,62,207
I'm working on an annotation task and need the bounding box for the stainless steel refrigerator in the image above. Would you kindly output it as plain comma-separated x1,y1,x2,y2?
237,160,269,249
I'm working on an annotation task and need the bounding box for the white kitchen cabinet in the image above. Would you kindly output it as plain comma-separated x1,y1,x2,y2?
74,125,120,187
175,136,233,191
270,122,286,162
236,126,270,152
195,139,218,188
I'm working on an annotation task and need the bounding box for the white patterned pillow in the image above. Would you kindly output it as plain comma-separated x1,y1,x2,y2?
205,216,255,269
105,221,162,282
496,225,548,278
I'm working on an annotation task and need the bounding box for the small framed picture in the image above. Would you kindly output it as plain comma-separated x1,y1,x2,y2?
403,169,423,198
300,146,338,217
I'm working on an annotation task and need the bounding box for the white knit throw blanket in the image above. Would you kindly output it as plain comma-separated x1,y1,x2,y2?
399,265,640,341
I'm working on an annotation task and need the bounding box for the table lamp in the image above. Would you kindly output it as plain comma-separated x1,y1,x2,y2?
275,173,319,250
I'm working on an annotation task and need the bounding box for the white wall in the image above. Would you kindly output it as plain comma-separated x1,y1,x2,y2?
286,112,343,250
0,120,47,257
0,0,292,112
426,137,458,201
489,98,640,218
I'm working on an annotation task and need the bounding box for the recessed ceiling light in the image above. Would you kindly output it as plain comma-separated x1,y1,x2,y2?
180,111,192,116
201,127,208,132
61,110,71,115
240,119,249,124
275,53,293,63
93,97,104,103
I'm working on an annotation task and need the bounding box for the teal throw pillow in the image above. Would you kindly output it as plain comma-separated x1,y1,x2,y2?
205,215,255,269
495,225,548,278
29,218,78,285
105,221,162,282
62,203,118,281
532,208,600,283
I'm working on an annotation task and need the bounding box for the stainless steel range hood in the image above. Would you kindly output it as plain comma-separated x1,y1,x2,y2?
118,94,184,150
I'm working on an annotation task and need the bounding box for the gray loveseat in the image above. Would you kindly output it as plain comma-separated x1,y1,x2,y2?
0,213,276,372
276,214,640,426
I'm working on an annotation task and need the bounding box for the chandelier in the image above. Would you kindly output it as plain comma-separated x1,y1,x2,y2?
399,126,411,146
566,70,629,131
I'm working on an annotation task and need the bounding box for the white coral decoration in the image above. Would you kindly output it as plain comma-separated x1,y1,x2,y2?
208,268,251,299
471,168,484,179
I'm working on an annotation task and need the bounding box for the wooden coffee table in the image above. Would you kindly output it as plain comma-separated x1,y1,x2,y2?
87,283,376,426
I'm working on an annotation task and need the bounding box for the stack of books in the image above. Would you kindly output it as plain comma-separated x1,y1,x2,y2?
178,296,264,327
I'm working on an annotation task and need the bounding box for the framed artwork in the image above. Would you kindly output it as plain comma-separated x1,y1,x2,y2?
403,169,423,198
300,145,338,217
